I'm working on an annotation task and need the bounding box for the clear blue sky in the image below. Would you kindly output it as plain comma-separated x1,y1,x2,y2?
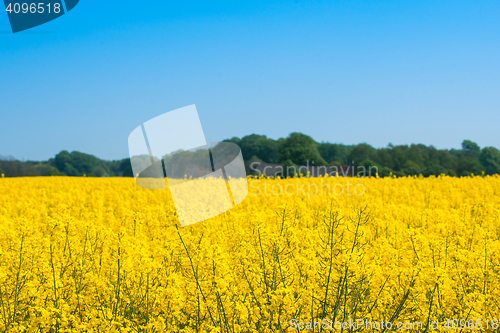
1,1,499,161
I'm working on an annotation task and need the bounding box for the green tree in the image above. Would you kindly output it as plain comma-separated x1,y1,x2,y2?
390,145,410,171
456,157,483,176
278,133,327,166
54,150,72,173
373,148,393,169
281,159,300,177
54,151,112,176
236,134,278,164
348,144,376,165
358,159,380,177
91,165,107,177
245,155,264,176
317,142,353,165
479,147,500,175
422,165,450,177
63,163,79,176
407,144,424,168
403,167,422,177
462,140,480,156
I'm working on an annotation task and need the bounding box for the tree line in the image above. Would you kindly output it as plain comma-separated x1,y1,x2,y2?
0,151,133,177
2,133,500,177
227,133,500,177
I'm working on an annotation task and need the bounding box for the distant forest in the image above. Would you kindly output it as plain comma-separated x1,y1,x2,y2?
2,133,500,177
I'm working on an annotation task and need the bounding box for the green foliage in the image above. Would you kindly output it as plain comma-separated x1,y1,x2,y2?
244,155,263,176
479,147,500,175
2,136,499,178
91,165,107,177
277,132,327,166
317,143,354,165
227,134,278,164
35,164,64,176
0,152,131,177
357,159,380,177
281,159,302,177
456,157,483,176
163,149,212,178
462,140,481,156
0,159,64,177
421,165,450,177
54,151,112,177
403,167,421,177
348,144,376,164
107,159,134,177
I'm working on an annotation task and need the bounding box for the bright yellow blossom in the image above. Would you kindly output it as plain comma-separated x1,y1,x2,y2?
0,176,498,331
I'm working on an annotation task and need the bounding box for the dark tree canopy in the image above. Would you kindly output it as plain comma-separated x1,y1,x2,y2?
479,147,500,175
277,133,327,166
0,135,497,177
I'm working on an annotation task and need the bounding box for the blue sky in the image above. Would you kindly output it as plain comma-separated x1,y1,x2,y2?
1,0,499,161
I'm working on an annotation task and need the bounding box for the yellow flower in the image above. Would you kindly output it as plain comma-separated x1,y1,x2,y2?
0,176,498,331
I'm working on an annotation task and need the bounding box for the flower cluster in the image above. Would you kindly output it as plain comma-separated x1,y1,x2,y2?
0,175,499,332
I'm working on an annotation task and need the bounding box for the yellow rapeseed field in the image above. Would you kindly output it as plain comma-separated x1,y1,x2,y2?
0,176,499,332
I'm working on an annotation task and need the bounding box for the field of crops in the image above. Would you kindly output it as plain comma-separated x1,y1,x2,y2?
0,176,500,332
